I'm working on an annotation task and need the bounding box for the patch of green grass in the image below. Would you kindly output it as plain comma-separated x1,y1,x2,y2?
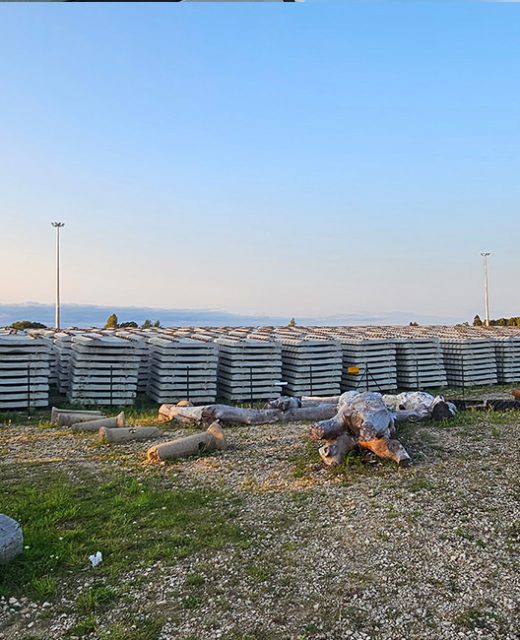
76,583,117,614
407,473,435,492
0,465,246,600
291,439,320,478
185,572,205,587
246,563,273,582
69,614,97,637
453,606,504,631
29,576,57,599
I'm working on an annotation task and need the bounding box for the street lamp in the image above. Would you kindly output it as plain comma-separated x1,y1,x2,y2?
51,222,65,330
480,252,491,327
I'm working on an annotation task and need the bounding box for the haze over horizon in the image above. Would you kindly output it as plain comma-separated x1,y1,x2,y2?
1,2,519,321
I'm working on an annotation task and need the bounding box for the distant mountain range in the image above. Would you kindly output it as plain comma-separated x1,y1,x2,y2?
0,302,460,328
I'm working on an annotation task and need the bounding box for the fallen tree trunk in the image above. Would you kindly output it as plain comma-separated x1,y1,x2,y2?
158,403,336,428
146,422,226,462
100,426,162,443
71,412,125,432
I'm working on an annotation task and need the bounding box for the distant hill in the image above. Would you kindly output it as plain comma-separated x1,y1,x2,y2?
0,303,459,329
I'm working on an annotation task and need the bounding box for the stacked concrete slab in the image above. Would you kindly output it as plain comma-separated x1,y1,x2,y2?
67,335,140,405
395,337,447,389
493,336,520,384
215,338,282,402
0,334,51,409
268,337,342,397
440,338,498,387
115,331,151,392
54,332,84,394
147,337,218,404
338,338,397,392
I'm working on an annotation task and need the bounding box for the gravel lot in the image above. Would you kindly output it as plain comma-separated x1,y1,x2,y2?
0,409,519,640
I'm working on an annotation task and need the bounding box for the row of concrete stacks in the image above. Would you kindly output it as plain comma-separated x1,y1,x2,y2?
4,324,520,410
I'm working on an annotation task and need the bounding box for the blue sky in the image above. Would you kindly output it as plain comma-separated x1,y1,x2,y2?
0,1,519,324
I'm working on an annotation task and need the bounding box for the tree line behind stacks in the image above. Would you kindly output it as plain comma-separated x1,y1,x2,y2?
473,314,520,327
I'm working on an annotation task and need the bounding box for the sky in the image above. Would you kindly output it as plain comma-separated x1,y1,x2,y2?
0,0,519,325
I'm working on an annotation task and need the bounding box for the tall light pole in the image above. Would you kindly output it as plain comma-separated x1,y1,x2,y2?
481,252,491,327
51,222,65,330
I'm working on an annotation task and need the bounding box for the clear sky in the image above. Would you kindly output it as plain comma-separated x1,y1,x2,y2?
0,0,519,323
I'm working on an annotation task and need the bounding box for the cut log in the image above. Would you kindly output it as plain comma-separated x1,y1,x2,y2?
146,421,226,462
51,407,103,424
203,405,281,426
71,412,125,432
358,438,411,466
279,404,337,423
99,426,162,443
0,515,23,565
158,405,205,425
318,433,358,466
57,411,106,427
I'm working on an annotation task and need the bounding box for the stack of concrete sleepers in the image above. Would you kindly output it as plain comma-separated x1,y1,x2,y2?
147,337,218,404
67,335,140,405
54,332,75,394
336,337,397,392
215,337,282,402
0,334,51,409
440,338,497,387
115,331,151,392
394,337,447,389
276,337,342,396
493,335,520,384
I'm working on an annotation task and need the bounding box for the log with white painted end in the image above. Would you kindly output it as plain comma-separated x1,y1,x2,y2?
99,426,162,443
0,514,23,565
146,422,226,462
70,412,125,432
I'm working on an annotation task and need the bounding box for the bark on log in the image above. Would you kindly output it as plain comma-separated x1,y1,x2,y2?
51,407,103,424
158,403,336,428
99,426,162,443
300,396,339,406
70,412,125,432
0,515,23,565
358,438,411,466
279,404,337,423
318,433,358,466
146,422,226,462
56,411,106,427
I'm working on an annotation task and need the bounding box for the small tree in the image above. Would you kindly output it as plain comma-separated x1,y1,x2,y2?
104,313,119,330
409,321,419,327
141,319,152,329
473,314,483,327
119,321,138,329
288,318,296,328
10,320,47,330
153,320,161,328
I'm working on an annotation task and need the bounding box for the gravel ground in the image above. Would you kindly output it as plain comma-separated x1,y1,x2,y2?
0,411,519,640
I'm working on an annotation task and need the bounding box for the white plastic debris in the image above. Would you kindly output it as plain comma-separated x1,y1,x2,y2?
88,551,103,567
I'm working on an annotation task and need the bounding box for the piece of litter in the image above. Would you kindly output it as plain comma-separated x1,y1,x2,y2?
88,551,103,567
